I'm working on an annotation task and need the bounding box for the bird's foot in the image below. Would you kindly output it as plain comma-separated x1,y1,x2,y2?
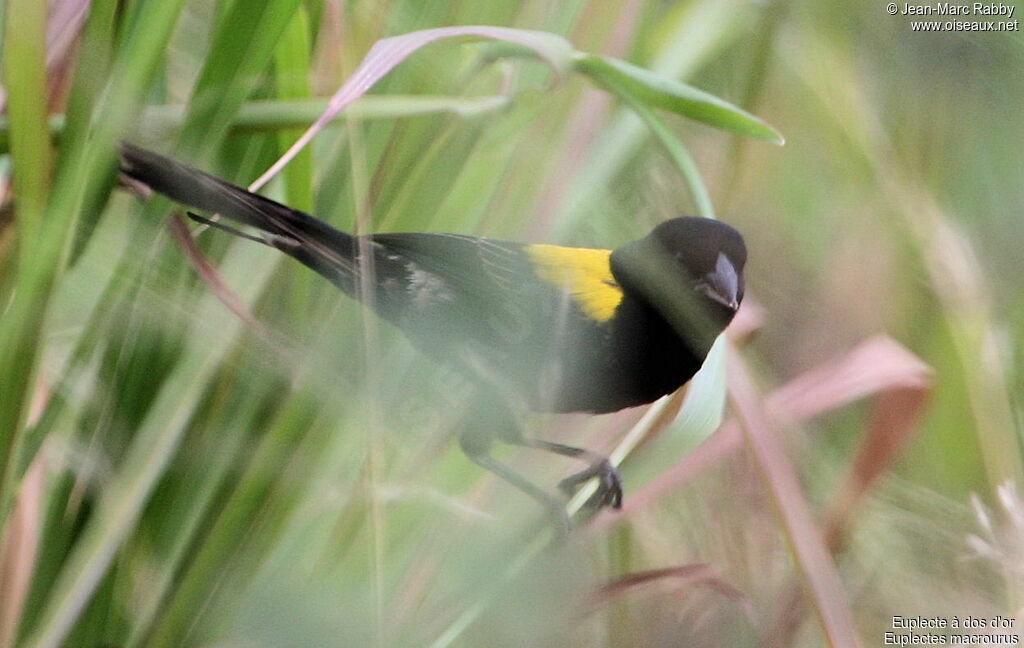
558,459,623,510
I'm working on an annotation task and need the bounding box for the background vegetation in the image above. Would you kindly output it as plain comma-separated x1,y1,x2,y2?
0,1,1021,646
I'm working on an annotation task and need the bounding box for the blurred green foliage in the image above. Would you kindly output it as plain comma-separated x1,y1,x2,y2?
0,1,1021,647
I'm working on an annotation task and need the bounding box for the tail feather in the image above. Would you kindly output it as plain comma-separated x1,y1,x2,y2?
119,143,360,282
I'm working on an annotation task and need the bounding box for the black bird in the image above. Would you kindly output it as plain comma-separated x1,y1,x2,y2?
119,143,746,521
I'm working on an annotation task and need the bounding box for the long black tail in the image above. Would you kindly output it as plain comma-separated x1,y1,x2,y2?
119,143,360,285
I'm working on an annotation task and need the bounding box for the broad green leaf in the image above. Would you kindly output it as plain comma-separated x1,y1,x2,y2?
574,52,784,144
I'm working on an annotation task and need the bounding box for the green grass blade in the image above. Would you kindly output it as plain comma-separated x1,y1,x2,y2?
139,392,324,647
177,0,303,155
2,0,52,244
616,88,716,220
61,0,118,262
20,241,278,648
273,5,314,212
0,96,512,151
0,0,56,521
8,0,190,641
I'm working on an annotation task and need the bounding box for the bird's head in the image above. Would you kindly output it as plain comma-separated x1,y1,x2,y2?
649,217,746,314
611,217,747,340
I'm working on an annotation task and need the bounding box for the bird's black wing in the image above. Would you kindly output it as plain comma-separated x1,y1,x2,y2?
368,232,532,304
365,232,628,410
365,233,567,378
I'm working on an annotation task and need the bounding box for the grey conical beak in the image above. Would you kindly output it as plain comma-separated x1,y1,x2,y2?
696,252,740,311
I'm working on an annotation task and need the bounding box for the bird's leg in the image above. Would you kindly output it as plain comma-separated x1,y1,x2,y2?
458,428,571,534
514,439,623,510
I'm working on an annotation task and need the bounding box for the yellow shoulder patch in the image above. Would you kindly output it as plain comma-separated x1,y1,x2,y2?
525,244,623,323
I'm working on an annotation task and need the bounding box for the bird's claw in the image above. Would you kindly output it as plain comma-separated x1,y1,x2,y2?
558,460,623,510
